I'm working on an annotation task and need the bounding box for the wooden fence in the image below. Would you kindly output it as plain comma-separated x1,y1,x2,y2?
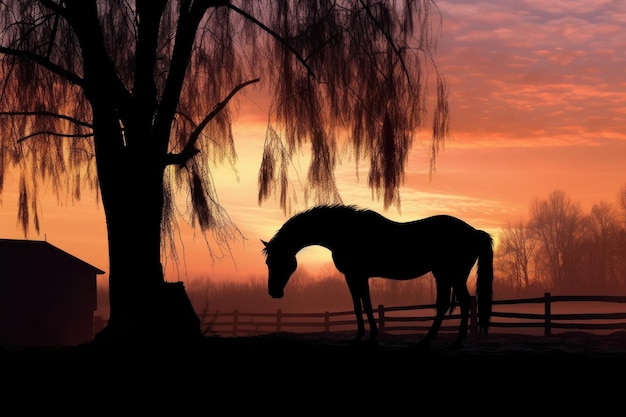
202,293,626,337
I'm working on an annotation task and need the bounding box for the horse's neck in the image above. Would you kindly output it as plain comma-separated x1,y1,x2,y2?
282,221,336,254
285,235,330,254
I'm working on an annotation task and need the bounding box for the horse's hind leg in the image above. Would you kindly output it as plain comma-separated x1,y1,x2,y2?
418,279,451,350
451,283,471,350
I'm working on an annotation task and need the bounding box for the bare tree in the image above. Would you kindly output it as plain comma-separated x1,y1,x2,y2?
618,183,626,228
581,201,621,290
611,185,626,287
0,1,449,344
497,220,537,290
530,190,584,292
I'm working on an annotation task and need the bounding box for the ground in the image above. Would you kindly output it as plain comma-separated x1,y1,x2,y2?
2,331,625,412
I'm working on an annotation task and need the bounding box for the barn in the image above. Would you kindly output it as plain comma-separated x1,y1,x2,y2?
0,238,105,347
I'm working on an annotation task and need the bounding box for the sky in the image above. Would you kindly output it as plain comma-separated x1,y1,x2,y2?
0,0,625,287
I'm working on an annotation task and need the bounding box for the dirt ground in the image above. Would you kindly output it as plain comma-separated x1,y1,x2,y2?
3,330,625,413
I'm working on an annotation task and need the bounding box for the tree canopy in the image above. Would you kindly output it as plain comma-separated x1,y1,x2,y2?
0,0,448,245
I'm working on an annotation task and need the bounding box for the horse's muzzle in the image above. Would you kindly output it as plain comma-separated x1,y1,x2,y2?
269,289,284,299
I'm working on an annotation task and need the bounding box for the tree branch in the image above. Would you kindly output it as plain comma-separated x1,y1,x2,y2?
63,1,135,123
164,78,260,166
0,110,93,129
133,0,167,125
225,3,316,79
45,1,65,59
17,130,93,143
153,1,209,147
0,46,84,87
37,0,67,15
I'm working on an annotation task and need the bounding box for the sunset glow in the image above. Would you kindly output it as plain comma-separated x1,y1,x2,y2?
1,0,624,289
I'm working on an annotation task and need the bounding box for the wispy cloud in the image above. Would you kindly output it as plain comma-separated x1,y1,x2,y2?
436,0,626,147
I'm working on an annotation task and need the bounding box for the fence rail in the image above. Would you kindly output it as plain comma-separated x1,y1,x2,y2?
203,293,626,337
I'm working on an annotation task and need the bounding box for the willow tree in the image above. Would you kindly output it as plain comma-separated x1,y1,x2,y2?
0,0,449,344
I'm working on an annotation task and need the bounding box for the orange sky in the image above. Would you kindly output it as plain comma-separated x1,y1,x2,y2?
1,0,625,287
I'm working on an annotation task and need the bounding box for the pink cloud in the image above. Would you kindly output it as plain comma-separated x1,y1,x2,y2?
434,0,626,146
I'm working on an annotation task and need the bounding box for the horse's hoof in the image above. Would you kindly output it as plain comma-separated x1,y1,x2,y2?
415,339,431,352
449,341,463,350
349,338,363,346
363,338,378,348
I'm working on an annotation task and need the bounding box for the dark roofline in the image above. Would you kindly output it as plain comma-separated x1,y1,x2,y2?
0,238,106,275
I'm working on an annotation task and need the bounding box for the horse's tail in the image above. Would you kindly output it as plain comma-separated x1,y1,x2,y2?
476,230,494,335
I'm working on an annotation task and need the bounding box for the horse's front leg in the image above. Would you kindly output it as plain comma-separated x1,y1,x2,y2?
346,276,366,343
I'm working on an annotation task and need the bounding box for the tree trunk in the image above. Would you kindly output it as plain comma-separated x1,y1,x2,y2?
91,135,200,346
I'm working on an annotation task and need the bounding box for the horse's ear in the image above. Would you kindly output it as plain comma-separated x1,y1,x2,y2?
261,239,268,247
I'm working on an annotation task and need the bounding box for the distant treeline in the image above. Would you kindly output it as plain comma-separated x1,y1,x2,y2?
495,188,626,295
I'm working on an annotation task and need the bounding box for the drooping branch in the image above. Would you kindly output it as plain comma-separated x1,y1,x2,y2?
17,130,93,143
164,78,260,166
359,0,413,89
226,3,316,79
429,76,449,178
45,3,62,58
0,46,84,87
0,110,93,129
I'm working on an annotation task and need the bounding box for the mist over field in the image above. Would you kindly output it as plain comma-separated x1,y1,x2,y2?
96,260,626,323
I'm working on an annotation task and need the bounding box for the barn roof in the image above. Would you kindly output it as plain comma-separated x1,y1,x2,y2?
0,238,105,275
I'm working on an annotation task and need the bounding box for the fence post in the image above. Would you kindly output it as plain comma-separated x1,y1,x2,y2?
324,311,330,333
470,295,478,337
233,309,239,337
276,309,282,332
544,292,551,336
377,305,385,336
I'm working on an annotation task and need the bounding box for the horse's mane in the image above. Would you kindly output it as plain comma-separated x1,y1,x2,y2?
263,204,366,255
281,205,365,231
296,204,364,217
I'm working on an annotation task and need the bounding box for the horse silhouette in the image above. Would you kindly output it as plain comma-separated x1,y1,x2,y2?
262,204,494,350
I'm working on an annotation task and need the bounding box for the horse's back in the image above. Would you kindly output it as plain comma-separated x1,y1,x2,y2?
331,211,485,278
368,213,478,242
410,214,476,231
408,214,484,255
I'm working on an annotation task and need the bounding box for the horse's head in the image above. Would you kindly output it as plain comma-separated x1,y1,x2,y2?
262,240,297,299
